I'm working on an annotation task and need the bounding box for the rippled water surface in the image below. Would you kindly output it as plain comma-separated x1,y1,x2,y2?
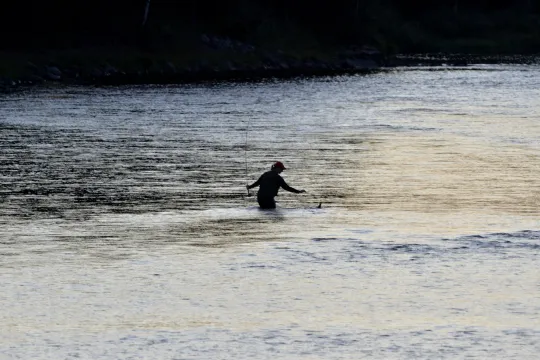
1,65,539,359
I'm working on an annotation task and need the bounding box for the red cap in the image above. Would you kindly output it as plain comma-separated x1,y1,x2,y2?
273,161,286,170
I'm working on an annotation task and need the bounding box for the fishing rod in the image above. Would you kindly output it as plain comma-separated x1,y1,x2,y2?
245,118,252,197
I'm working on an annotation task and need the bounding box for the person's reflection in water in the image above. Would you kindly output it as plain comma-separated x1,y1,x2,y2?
247,161,306,209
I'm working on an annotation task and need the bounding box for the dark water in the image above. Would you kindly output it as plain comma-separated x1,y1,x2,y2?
1,65,539,359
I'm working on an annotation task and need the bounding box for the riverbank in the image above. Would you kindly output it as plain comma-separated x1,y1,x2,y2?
0,41,380,92
1,40,539,92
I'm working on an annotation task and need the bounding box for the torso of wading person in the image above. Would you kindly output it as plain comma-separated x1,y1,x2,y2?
255,170,302,208
256,170,294,200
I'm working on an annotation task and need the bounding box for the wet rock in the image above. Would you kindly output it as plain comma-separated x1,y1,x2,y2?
343,45,381,58
235,41,255,54
45,66,62,80
201,34,256,53
261,51,282,64
26,61,40,73
224,61,238,72
62,66,81,79
286,58,301,70
103,63,118,76
349,58,378,70
165,62,177,73
197,60,214,73
90,67,104,78
0,77,18,92
150,64,165,77
358,45,381,57
278,61,289,70
200,34,210,44
22,74,45,84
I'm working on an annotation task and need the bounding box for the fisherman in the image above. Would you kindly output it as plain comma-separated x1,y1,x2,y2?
246,161,306,209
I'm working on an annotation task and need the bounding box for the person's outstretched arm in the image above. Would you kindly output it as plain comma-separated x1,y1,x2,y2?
280,178,306,194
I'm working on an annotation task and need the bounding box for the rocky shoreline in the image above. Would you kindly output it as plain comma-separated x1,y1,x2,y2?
1,37,538,92
0,50,381,92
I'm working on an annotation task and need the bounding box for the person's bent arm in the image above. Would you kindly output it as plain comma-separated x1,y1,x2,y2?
247,177,262,190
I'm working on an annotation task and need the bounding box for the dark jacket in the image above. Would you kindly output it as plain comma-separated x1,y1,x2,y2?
248,170,302,199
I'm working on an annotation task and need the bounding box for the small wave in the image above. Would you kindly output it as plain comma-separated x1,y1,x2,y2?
445,230,540,250
369,123,439,132
492,230,540,240
387,244,438,253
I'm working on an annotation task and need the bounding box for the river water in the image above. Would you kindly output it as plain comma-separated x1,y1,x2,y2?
1,64,539,359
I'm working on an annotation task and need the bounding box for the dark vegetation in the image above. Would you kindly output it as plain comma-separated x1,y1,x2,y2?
1,0,539,86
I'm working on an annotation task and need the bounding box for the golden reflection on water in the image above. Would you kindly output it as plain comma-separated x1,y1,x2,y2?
328,131,540,236
355,132,540,212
